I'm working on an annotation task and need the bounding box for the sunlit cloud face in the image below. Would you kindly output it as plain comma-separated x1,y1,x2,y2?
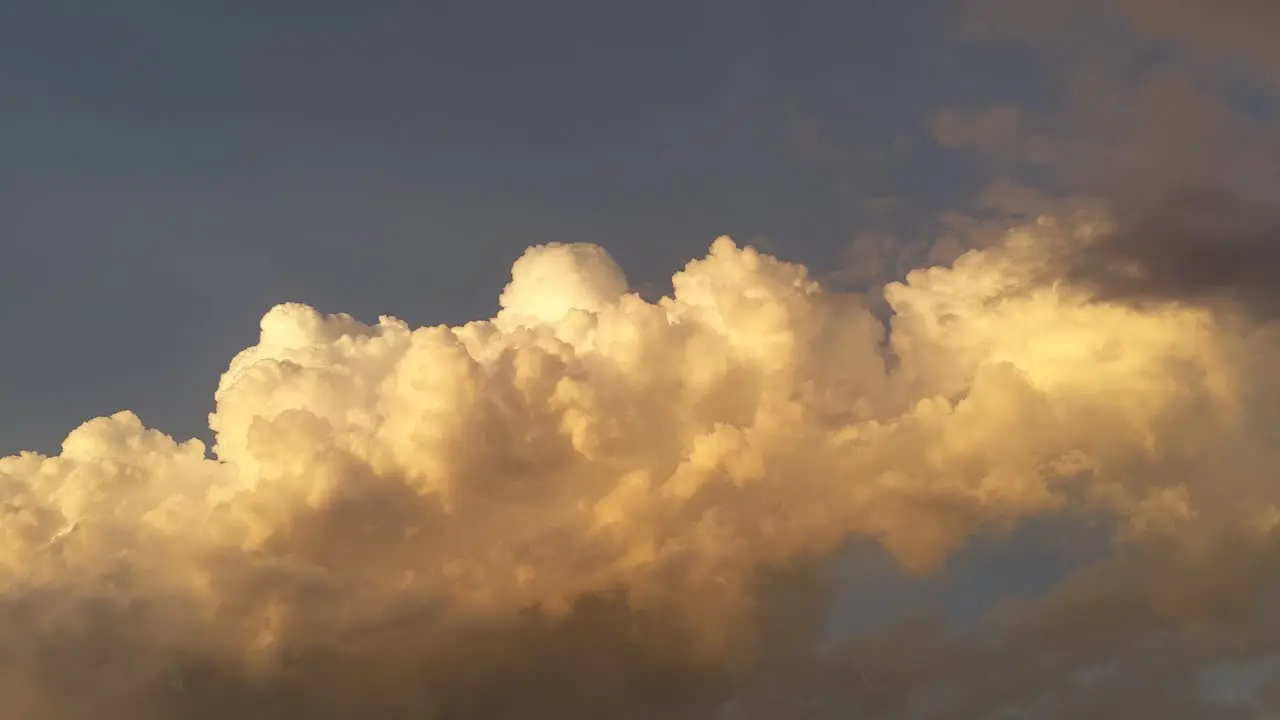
3,220,1277,718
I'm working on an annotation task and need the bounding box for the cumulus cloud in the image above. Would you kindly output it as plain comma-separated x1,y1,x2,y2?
4,223,1280,717
913,4,1280,705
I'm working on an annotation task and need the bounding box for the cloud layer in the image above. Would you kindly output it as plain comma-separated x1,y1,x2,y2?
3,224,1279,717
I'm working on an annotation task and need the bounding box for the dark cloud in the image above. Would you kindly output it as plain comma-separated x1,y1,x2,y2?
1127,0,1280,79
1052,189,1280,316
946,0,1280,318
971,0,1280,77
155,590,729,720
0,582,789,720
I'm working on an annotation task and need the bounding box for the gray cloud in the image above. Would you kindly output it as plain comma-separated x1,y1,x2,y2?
1127,0,1280,80
945,1,1280,318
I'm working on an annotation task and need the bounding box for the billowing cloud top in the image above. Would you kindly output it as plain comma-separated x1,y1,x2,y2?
4,227,1279,718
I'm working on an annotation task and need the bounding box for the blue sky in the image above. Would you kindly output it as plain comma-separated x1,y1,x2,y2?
0,0,1058,455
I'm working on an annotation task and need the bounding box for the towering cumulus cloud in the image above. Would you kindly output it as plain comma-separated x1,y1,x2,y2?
3,228,1279,717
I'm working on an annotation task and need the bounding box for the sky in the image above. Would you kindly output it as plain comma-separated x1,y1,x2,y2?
3,1,1280,718
0,0,1047,455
